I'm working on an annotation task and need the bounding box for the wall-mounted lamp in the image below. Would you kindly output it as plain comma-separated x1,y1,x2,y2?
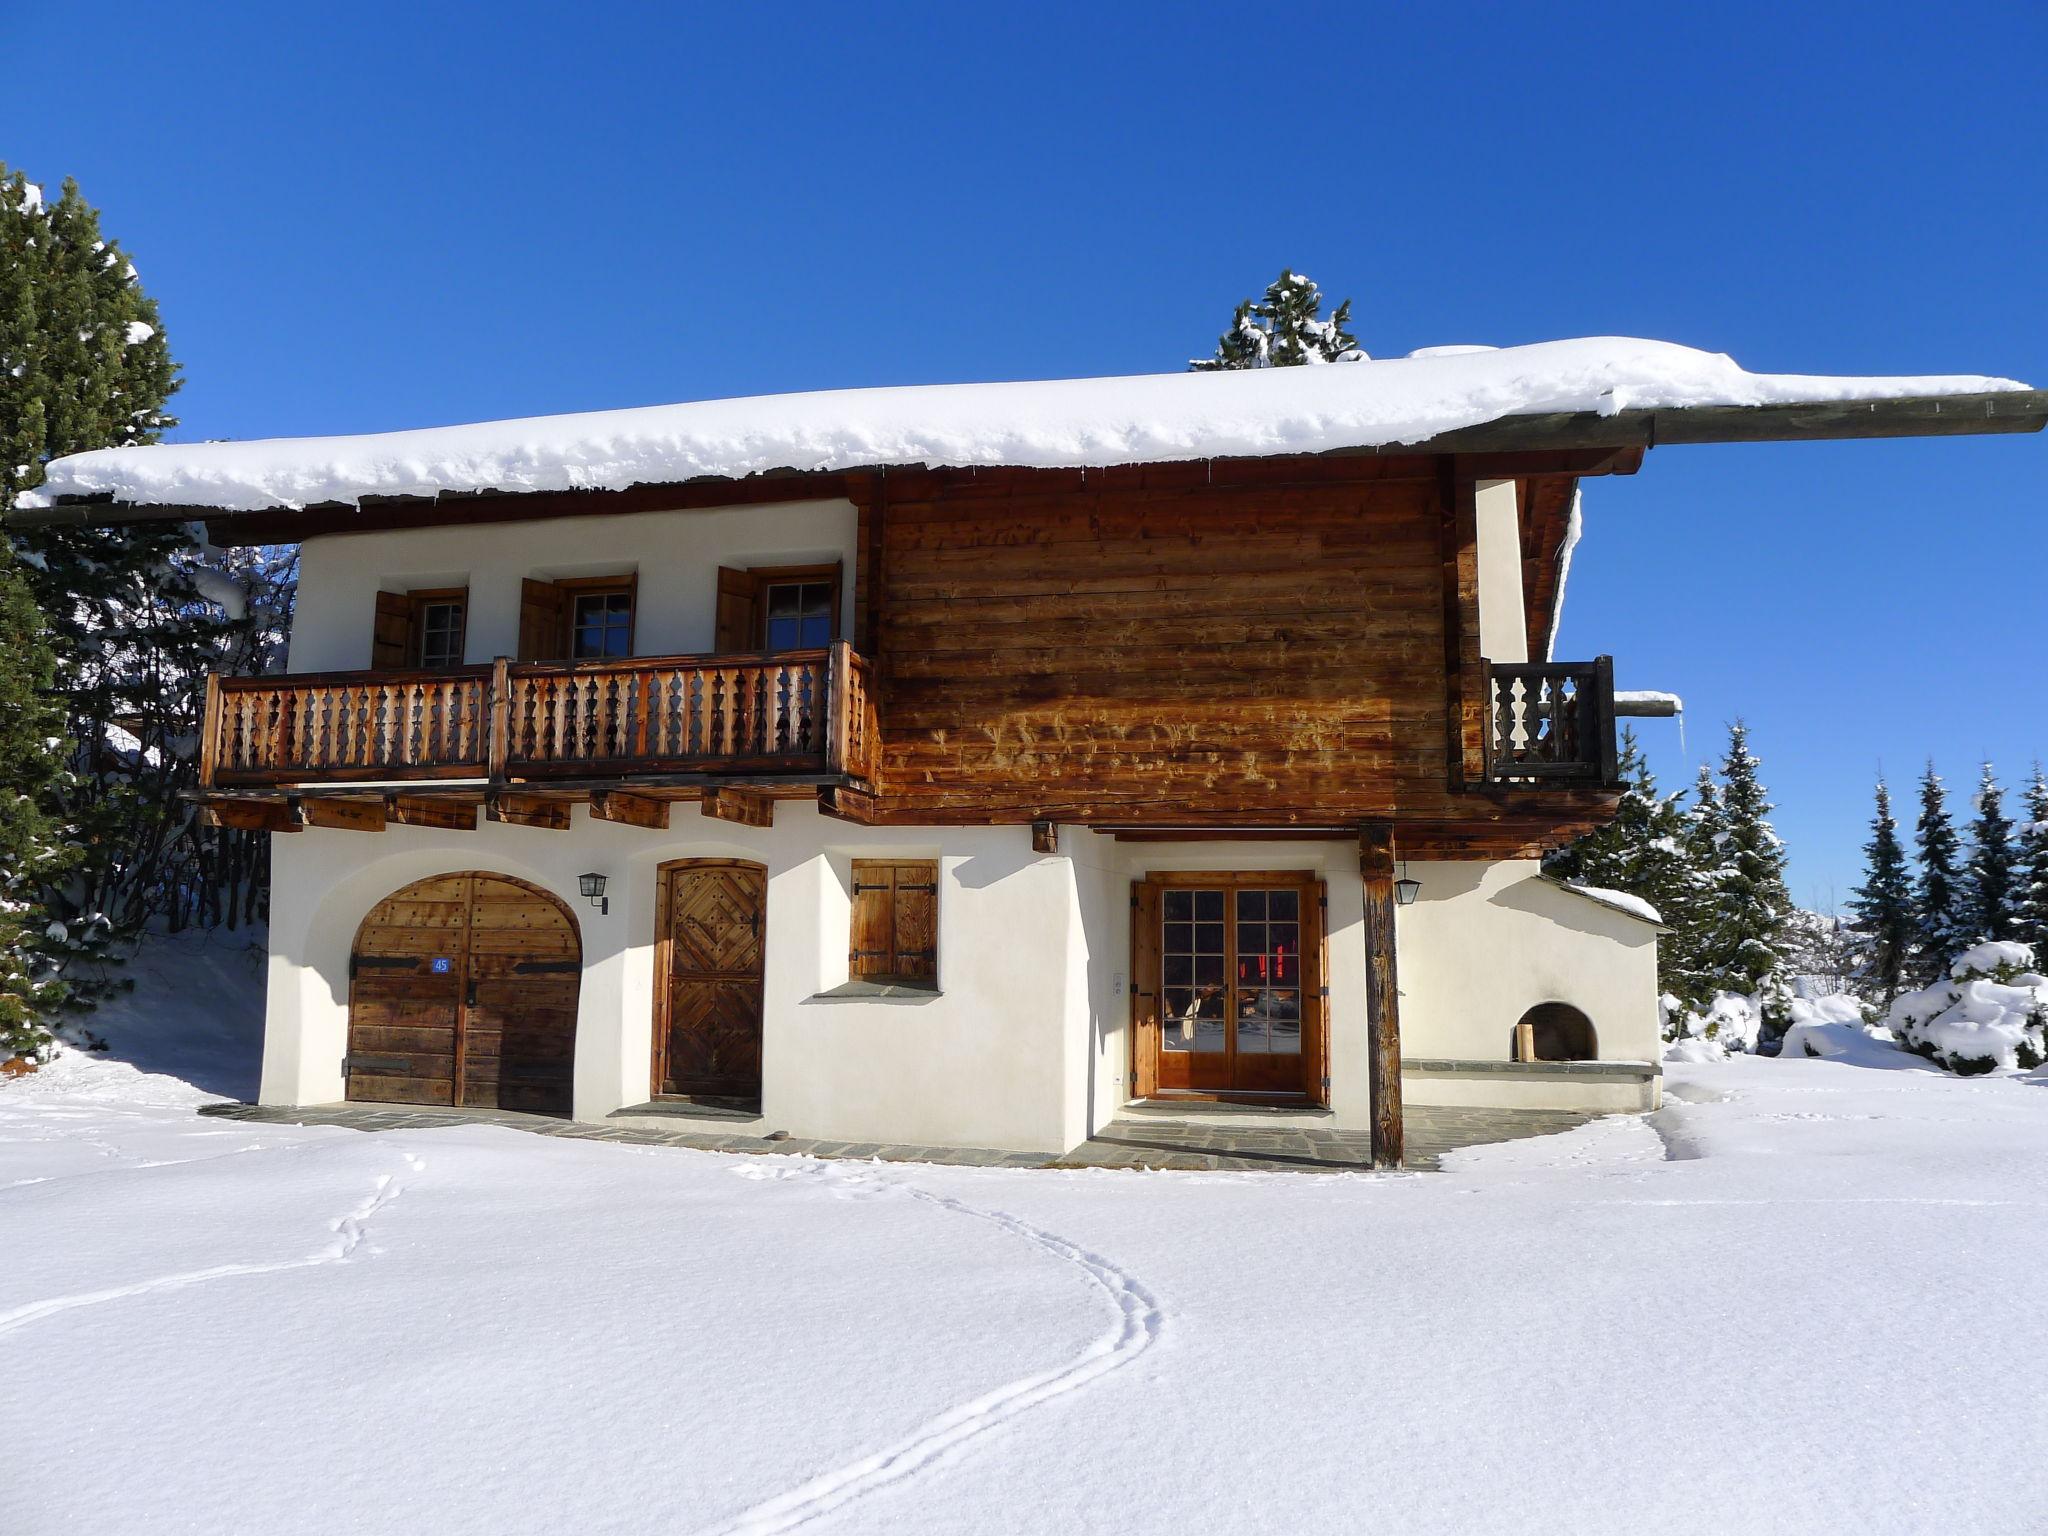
1394,863,1422,907
578,871,610,915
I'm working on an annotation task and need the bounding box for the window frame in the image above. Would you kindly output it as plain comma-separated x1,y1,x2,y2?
554,573,638,661
407,587,469,669
747,563,842,652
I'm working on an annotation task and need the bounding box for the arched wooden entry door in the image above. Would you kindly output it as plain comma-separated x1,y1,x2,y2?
347,872,580,1114
653,859,767,1102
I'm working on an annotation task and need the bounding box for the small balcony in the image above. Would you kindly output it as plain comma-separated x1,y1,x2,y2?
200,640,879,794
1481,658,1621,788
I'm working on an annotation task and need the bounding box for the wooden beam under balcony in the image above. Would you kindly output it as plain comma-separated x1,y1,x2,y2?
298,797,387,833
702,787,774,828
817,783,876,825
201,798,304,834
589,790,670,829
486,791,573,831
387,794,481,831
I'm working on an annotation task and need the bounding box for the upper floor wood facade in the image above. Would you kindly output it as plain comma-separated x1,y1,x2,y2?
188,447,1634,855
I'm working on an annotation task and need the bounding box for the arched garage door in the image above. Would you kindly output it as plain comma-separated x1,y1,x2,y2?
347,872,580,1114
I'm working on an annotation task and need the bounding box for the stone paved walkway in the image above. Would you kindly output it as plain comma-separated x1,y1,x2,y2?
198,1100,1599,1172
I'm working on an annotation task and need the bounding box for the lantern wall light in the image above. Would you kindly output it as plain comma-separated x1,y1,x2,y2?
1394,863,1422,907
578,871,610,915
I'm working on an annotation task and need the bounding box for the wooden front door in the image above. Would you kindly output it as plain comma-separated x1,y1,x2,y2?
347,873,580,1114
654,860,767,1100
1132,872,1326,1102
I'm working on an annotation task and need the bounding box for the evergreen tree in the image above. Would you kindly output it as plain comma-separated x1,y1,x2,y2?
0,165,279,975
1674,762,1733,1004
1545,728,1703,999
2016,766,2048,963
1911,763,1969,980
1190,271,1361,370
1696,723,1795,1029
1964,762,2019,943
0,544,70,1058
1848,777,1914,1007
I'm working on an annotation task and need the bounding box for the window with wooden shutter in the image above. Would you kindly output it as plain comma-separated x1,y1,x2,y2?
715,562,842,653
371,590,413,668
849,859,938,987
518,578,570,662
373,587,470,668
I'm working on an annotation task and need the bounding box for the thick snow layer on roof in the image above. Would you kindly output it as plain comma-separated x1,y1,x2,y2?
28,336,2031,514
1565,883,1664,925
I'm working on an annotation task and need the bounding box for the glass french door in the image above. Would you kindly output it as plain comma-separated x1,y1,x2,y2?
1141,876,1322,1099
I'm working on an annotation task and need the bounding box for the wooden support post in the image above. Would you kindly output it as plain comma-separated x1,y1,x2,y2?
702,787,774,828
1439,463,1485,789
1031,820,1059,855
486,791,572,831
817,783,876,825
198,674,223,792
589,789,670,829
1359,822,1404,1169
201,798,304,834
387,794,480,831
487,656,511,781
298,797,387,833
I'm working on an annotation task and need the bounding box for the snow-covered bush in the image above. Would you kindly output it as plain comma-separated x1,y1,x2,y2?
1661,990,1764,1061
1885,941,2047,1076
1779,994,1902,1066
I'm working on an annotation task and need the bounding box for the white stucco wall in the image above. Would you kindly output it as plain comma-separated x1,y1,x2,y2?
1392,858,1662,1073
263,805,1092,1153
1474,476,1528,665
286,497,857,672
261,818,1657,1150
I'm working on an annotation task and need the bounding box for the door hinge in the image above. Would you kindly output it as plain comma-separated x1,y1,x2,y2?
1319,986,1330,999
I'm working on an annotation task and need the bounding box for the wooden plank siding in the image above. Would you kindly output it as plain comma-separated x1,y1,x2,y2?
860,460,1601,841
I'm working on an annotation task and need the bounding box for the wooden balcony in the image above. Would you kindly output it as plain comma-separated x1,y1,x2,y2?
1481,657,1620,788
200,641,879,794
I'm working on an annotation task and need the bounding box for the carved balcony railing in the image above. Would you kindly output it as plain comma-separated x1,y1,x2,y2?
1482,657,1620,787
201,640,878,791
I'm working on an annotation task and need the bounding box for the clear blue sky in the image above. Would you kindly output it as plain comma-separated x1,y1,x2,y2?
7,1,2044,904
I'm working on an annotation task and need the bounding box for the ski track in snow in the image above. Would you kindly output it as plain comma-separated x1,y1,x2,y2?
0,1151,423,1339
694,1163,1163,1536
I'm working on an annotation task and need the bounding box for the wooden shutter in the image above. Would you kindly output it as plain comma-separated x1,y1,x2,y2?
849,859,939,985
518,578,569,662
371,590,414,668
715,566,759,653
1131,878,1160,1099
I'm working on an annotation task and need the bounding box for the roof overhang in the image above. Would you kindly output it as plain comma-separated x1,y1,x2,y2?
10,388,2043,540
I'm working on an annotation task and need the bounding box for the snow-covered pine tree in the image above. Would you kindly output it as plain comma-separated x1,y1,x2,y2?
0,544,71,1059
1190,271,1361,370
1674,762,1733,1005
1699,722,1795,1031
1848,776,1914,1007
0,166,267,979
2016,766,2048,962
1964,762,2019,943
1544,727,1701,999
1910,762,1969,982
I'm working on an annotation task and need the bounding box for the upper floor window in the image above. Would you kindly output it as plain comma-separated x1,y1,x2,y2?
371,585,468,670
715,562,842,653
570,587,634,659
414,594,466,668
519,574,637,662
763,579,834,650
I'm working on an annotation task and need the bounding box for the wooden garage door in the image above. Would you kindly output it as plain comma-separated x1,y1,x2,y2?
653,860,766,1100
347,873,580,1114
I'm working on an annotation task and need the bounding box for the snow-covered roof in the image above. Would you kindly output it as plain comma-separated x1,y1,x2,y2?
23,336,2037,515
1541,877,1666,927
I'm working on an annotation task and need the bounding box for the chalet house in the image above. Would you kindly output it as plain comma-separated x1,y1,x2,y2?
18,338,2042,1165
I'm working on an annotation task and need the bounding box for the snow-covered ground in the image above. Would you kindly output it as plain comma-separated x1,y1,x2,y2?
4,938,2046,1535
